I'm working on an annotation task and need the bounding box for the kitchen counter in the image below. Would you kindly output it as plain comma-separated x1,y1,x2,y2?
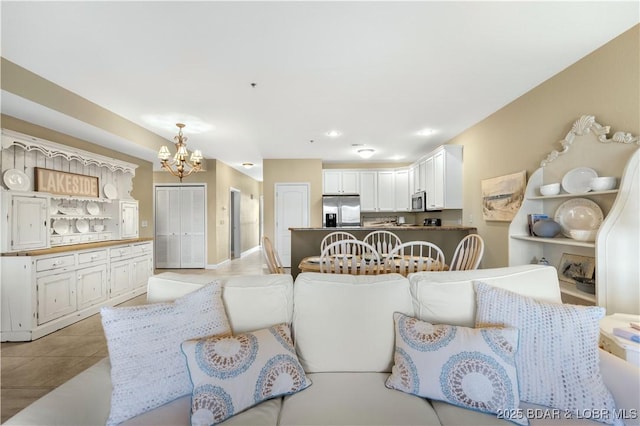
289,226,477,278
1,237,154,256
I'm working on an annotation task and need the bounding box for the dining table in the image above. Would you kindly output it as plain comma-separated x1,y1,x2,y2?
298,254,447,276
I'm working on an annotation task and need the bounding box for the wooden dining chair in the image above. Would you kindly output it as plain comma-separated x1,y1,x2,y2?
449,234,484,271
385,241,446,276
262,236,285,274
363,230,402,256
319,240,381,275
320,231,357,255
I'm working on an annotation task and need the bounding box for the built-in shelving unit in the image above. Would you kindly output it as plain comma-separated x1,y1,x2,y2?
508,115,639,314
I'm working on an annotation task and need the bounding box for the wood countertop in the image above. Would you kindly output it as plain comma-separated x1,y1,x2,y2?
290,225,477,231
1,237,154,257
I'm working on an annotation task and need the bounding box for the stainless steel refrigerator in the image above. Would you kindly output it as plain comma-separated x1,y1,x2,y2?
322,194,361,227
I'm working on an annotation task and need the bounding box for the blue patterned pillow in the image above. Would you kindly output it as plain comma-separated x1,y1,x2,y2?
181,324,311,425
386,312,527,425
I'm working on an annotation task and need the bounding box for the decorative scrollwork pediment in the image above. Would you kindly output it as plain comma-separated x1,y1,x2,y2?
540,115,639,167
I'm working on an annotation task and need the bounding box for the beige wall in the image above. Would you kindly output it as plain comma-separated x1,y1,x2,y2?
263,159,323,243
154,159,261,266
449,25,639,268
1,114,155,239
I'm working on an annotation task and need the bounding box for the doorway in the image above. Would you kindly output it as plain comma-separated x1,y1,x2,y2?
275,183,309,267
154,185,206,268
230,188,241,259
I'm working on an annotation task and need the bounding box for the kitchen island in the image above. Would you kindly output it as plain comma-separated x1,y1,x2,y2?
289,225,477,278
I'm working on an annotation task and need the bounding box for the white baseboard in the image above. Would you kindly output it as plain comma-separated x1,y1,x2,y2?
205,245,260,269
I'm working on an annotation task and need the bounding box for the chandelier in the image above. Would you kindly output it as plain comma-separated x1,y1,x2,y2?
158,123,203,182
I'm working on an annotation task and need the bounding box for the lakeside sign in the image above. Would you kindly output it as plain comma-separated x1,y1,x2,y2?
35,168,99,198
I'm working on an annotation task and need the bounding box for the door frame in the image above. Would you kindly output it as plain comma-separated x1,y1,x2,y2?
229,187,241,259
153,183,208,269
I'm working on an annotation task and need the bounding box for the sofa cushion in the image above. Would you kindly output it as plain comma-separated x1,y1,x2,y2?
101,283,231,426
293,272,414,373
279,372,441,425
181,324,311,425
408,265,561,327
475,282,619,425
386,313,525,425
147,273,294,334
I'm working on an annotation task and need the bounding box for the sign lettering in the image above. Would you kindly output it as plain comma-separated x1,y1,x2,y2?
35,168,99,198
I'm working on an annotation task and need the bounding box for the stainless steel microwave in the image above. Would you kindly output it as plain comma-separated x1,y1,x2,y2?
411,191,427,212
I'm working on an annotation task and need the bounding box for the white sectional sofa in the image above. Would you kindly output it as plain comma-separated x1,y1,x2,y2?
5,265,639,426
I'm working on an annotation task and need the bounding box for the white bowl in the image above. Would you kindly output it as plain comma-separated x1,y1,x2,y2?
589,176,616,191
539,183,561,196
93,224,105,232
569,229,597,242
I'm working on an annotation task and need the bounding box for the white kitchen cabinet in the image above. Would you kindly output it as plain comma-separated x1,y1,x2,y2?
37,271,77,325
416,159,427,192
424,145,463,210
376,171,396,212
508,115,639,314
1,191,49,252
119,201,139,239
359,171,378,212
322,170,360,194
394,169,410,212
408,165,416,196
1,240,152,341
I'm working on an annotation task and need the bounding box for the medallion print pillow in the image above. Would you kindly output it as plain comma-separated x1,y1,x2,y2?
181,323,311,425
385,312,526,425
474,281,620,426
101,282,231,426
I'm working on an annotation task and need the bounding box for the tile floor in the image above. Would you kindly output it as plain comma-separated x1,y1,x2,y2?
0,249,275,423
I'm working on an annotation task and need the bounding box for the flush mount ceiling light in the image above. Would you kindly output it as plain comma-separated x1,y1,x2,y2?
357,148,375,159
242,162,254,169
326,130,342,138
417,128,435,137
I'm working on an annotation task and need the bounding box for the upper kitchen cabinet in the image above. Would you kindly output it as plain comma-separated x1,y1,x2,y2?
359,170,377,211
322,170,359,194
1,191,49,252
424,145,463,210
394,169,410,212
376,170,395,212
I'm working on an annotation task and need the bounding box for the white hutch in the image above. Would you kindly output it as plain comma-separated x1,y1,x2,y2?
1,129,153,341
508,116,639,314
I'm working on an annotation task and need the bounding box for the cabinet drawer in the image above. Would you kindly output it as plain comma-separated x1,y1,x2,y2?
36,255,76,272
110,246,132,259
78,250,108,265
132,242,152,256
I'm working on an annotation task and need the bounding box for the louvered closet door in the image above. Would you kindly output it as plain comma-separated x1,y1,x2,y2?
155,186,206,269
155,187,182,268
179,186,206,268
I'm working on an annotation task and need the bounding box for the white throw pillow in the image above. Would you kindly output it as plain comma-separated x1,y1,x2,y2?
101,282,231,426
385,312,526,425
181,324,311,425
474,281,620,426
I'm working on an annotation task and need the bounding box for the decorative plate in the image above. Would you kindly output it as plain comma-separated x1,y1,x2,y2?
104,183,118,199
86,201,100,215
52,220,69,235
3,169,30,191
75,219,89,233
561,167,598,194
50,199,60,215
554,198,603,238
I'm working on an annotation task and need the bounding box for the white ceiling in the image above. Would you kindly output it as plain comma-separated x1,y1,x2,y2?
1,1,638,181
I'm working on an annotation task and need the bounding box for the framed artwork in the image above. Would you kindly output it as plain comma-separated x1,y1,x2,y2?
481,170,526,221
557,253,595,285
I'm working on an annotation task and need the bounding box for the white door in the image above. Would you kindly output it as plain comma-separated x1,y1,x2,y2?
275,183,309,267
155,185,206,268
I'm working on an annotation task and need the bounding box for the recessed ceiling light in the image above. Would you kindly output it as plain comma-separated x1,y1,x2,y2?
242,162,254,169
417,128,435,137
326,130,342,138
357,148,375,159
